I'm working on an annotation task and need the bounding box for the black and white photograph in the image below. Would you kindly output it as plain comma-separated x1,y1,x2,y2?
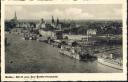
4,4,124,73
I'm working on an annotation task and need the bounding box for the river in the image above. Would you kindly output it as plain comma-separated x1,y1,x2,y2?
5,32,122,73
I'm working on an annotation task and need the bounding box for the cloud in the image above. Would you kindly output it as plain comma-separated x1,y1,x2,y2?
28,7,94,20
113,8,122,16
5,5,122,20
64,8,93,19
5,6,23,19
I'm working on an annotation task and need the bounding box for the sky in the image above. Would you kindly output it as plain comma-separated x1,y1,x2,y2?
5,4,122,20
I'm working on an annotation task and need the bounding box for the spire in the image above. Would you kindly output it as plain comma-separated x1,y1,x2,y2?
14,11,17,20
41,18,45,23
52,16,55,24
56,17,59,26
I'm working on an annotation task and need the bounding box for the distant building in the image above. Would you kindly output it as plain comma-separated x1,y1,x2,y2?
57,24,62,30
56,18,59,26
39,18,46,29
87,29,97,35
70,21,76,28
14,12,17,20
10,12,18,24
51,16,56,28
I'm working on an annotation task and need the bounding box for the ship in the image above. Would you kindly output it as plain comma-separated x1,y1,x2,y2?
97,55,123,70
58,45,97,61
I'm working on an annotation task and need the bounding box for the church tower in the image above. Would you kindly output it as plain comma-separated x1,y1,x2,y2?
14,11,17,20
56,17,59,26
51,16,55,28
52,16,55,24
10,11,18,28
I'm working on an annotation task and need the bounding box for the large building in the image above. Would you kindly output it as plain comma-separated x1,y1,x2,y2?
87,29,97,35
38,18,46,29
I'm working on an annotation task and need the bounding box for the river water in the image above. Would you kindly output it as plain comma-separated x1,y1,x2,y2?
5,33,122,73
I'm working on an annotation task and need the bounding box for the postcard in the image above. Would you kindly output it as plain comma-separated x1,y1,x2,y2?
1,0,127,81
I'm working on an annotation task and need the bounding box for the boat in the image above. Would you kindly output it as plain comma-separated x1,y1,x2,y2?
58,46,97,61
59,49,80,60
97,57,123,70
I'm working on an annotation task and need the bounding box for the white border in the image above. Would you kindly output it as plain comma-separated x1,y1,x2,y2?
1,0,127,81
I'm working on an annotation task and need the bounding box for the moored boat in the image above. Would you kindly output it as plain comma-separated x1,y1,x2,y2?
97,57,123,70
58,45,97,61
59,48,80,60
